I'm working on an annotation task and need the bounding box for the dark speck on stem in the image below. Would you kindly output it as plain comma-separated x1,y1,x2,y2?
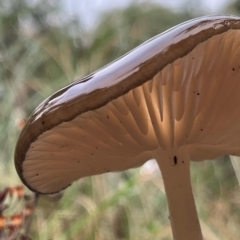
173,156,177,165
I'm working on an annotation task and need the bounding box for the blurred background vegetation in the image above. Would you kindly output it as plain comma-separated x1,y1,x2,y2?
1,0,240,239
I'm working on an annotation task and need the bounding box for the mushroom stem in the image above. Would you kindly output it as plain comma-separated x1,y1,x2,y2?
155,149,203,240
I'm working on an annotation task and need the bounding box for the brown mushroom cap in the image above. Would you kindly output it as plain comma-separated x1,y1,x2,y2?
15,15,240,194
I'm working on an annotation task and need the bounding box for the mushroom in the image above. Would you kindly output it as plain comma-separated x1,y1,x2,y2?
15,15,240,240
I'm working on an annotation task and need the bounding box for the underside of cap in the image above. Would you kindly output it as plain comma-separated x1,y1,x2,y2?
15,15,240,194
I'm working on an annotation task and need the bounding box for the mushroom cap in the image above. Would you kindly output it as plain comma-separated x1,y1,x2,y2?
15,15,240,194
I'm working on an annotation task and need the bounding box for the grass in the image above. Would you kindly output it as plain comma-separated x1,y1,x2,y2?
1,159,240,239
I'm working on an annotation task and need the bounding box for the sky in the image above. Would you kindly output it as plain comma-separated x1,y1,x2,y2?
63,0,229,28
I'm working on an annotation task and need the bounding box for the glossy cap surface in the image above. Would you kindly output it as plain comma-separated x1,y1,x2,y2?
15,15,240,193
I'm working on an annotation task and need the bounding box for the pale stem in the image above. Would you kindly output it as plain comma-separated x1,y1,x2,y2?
155,149,203,240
